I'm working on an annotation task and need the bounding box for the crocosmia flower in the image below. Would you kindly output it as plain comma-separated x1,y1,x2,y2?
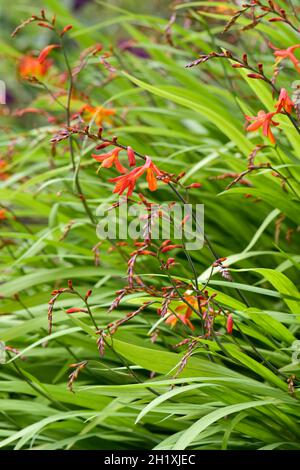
0,209,7,220
165,294,198,330
18,55,52,79
275,88,294,114
271,44,300,72
0,160,9,180
92,147,127,174
18,45,59,79
245,110,279,144
80,105,115,126
109,156,164,196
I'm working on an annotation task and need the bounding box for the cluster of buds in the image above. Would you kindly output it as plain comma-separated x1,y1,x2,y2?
185,50,232,68
68,361,88,392
96,330,107,357
12,9,73,38
160,257,176,270
106,302,151,336
187,43,298,145
159,239,183,254
223,1,298,34
127,244,156,287
212,257,232,280
50,128,73,144
210,172,251,187
157,287,177,317
48,285,72,335
173,339,198,379
48,280,93,334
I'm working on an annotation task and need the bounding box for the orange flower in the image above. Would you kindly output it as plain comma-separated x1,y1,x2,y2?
165,313,195,330
109,156,164,196
275,88,294,114
165,294,198,330
92,147,127,174
272,44,300,72
245,110,279,144
0,160,9,180
18,44,59,80
0,209,7,220
80,105,115,126
18,55,52,79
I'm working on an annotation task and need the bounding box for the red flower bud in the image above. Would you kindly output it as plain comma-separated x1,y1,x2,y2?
38,44,60,64
60,24,73,36
95,142,111,150
127,146,136,167
85,289,92,300
242,54,248,65
161,244,182,253
186,182,202,189
226,314,234,334
247,73,264,80
139,250,156,256
38,22,54,30
166,257,176,268
66,308,84,314
268,17,285,22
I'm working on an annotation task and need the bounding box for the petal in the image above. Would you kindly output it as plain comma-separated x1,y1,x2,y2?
127,146,136,167
246,120,263,132
91,150,114,162
101,155,115,168
146,168,157,191
114,158,128,174
185,318,195,331
289,54,300,71
262,119,270,137
289,44,300,52
38,44,60,63
268,127,276,144
126,180,136,197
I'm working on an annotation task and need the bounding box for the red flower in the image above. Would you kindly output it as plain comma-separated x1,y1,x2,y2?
245,110,279,144
0,209,7,220
272,44,300,72
18,55,52,79
275,88,294,114
92,147,127,174
109,156,164,196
